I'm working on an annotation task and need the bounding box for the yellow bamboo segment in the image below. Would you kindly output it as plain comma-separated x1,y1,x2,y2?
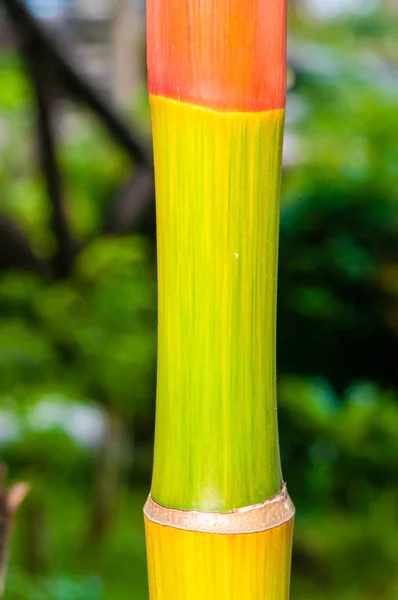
145,516,294,600
150,95,286,511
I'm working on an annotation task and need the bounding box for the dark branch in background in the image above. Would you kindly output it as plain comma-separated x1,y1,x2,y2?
2,0,152,167
1,0,156,276
103,166,156,239
0,215,47,275
25,40,75,278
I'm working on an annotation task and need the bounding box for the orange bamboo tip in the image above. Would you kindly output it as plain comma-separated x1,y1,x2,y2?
146,0,287,112
144,485,294,534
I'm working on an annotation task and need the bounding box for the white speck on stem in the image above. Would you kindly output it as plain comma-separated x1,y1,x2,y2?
234,253,239,259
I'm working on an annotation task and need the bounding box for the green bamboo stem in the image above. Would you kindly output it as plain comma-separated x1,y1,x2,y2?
144,1,293,598
150,99,285,511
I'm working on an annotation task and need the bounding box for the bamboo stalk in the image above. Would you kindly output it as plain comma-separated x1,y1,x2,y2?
145,0,293,598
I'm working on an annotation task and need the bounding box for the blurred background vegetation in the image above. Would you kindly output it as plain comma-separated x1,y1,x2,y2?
0,0,397,599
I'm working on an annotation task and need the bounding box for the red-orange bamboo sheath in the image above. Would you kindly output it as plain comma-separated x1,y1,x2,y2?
147,0,287,111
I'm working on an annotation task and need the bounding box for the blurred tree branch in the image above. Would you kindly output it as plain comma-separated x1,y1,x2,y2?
0,0,156,276
25,39,75,278
103,166,156,239
0,215,47,275
2,0,152,166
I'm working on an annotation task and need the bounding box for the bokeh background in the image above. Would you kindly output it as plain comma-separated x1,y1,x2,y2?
0,0,397,599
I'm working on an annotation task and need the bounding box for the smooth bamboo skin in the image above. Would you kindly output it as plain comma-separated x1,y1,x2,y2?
145,517,294,600
150,96,285,512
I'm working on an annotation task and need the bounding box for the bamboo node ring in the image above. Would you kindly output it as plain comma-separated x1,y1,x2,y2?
144,484,295,535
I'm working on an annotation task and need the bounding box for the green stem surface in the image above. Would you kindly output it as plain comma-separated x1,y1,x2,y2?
151,97,285,511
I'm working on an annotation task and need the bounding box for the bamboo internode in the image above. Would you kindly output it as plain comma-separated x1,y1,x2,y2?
150,97,285,512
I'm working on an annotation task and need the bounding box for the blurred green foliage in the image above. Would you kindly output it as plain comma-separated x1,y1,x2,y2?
1,3,398,600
